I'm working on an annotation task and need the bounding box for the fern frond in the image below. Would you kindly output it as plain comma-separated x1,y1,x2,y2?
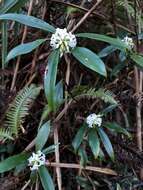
117,0,134,17
94,89,118,105
72,86,118,105
0,128,14,141
5,84,41,137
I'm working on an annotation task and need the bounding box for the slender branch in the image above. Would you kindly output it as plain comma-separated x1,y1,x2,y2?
54,125,62,190
10,0,34,91
46,162,117,176
71,0,103,33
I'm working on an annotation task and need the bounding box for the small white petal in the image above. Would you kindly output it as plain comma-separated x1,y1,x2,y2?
50,28,77,56
86,113,102,128
28,151,46,171
122,36,134,49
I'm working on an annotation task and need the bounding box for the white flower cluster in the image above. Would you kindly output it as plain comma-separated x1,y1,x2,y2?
28,150,46,171
50,28,77,56
122,36,134,50
86,113,102,128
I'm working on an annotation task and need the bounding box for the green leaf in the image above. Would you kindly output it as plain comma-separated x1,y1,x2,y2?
36,121,51,151
6,84,41,137
0,0,29,14
100,104,117,115
72,124,87,152
98,45,117,58
0,152,29,173
130,53,143,68
110,62,126,77
43,144,57,155
0,14,55,33
104,122,131,137
78,147,88,166
44,50,60,112
72,47,107,76
76,33,128,50
54,81,64,109
97,128,114,161
88,129,100,159
6,39,46,62
38,166,55,190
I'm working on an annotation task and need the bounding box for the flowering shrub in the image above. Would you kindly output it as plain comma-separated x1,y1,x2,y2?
0,2,143,189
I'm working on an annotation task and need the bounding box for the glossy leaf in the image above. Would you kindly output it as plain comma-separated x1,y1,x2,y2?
72,124,87,152
54,81,64,108
78,147,88,166
100,105,117,115
0,14,55,33
44,50,60,112
0,152,29,173
43,144,57,155
38,166,55,190
130,53,143,68
104,122,131,137
6,39,46,62
72,47,107,76
97,127,114,161
76,33,128,50
36,121,51,151
98,45,117,58
88,129,100,158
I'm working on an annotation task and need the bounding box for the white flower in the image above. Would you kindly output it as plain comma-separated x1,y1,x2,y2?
122,36,134,50
28,150,46,171
86,113,102,128
50,28,77,56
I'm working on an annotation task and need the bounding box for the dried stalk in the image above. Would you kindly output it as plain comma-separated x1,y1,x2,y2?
46,162,117,176
54,125,62,190
71,0,103,33
10,0,34,91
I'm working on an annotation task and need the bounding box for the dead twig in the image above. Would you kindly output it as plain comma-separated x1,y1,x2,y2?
46,162,117,176
10,0,34,91
71,0,103,33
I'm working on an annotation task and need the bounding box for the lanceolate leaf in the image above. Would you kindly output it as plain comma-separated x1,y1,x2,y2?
72,47,107,76
36,121,51,151
130,53,143,68
104,122,131,137
88,129,100,159
0,14,55,33
44,50,60,112
39,166,55,190
98,45,117,58
76,33,128,50
43,144,57,155
72,124,87,152
0,152,29,173
78,147,88,166
97,127,114,161
54,81,64,109
0,0,29,14
6,39,46,62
